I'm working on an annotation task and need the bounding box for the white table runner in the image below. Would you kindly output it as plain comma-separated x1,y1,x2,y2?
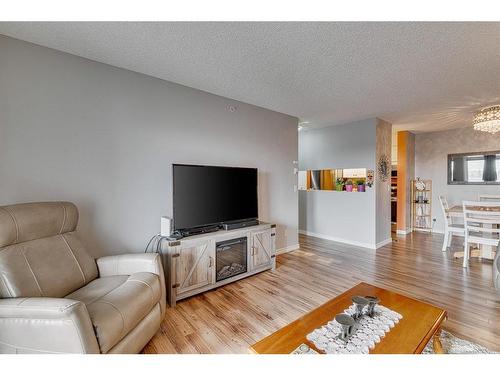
303,304,403,354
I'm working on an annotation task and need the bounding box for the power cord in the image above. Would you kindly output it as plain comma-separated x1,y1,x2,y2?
144,235,157,253
144,234,168,254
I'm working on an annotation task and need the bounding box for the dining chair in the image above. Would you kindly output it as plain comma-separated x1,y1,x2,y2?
439,196,464,252
462,201,500,268
494,249,500,290
479,194,500,202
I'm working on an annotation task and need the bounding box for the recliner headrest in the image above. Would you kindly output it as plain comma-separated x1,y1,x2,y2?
0,201,79,247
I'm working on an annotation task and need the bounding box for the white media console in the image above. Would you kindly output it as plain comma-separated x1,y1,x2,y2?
162,222,276,307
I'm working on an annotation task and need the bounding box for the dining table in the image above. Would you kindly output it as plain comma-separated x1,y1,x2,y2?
446,205,500,260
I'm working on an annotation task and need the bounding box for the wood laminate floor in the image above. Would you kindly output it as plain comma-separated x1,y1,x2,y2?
143,232,500,353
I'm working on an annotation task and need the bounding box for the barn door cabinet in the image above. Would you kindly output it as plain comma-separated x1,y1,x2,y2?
250,230,273,270
164,223,276,307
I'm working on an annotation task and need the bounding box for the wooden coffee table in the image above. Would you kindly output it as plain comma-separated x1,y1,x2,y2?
251,282,447,354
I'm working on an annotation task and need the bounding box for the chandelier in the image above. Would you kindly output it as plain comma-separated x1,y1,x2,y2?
473,105,500,134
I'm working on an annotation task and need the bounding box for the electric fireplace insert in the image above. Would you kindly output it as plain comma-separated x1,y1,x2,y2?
216,237,248,282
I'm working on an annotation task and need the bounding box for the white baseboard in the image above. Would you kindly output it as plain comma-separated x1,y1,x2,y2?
276,243,300,255
376,238,393,249
412,228,442,234
396,228,444,235
299,229,379,250
396,228,412,236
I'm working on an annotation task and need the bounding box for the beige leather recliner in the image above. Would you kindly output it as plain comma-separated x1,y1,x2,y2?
0,202,166,354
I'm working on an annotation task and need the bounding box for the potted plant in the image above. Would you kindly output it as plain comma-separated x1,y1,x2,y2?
356,179,365,192
345,179,353,192
335,178,344,191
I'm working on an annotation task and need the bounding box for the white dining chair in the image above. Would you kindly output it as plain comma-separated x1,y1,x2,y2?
439,196,464,252
479,194,500,202
462,201,500,268
494,250,500,290
479,195,500,269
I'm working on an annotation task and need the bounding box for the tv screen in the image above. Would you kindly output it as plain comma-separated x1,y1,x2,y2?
173,164,258,231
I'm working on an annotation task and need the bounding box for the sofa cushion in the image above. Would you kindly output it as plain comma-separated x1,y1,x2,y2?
66,272,161,353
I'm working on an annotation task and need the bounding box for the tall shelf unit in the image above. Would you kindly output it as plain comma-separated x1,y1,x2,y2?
411,179,432,232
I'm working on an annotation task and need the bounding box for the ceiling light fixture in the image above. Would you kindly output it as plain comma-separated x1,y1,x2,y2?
473,105,500,134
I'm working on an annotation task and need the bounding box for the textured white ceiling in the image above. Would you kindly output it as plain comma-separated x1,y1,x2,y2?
1,22,499,133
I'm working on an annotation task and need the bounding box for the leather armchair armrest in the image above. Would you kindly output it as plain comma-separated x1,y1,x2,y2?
0,297,100,354
97,253,166,317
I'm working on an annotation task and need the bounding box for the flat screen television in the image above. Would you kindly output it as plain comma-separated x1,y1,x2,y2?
173,164,258,232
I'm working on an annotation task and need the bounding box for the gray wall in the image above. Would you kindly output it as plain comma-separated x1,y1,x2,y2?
0,35,299,257
415,126,500,233
298,119,381,248
299,119,377,171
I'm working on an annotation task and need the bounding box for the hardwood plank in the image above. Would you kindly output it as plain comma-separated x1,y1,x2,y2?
143,232,500,353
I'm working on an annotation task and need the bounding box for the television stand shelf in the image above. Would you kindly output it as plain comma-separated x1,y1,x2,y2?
162,222,276,307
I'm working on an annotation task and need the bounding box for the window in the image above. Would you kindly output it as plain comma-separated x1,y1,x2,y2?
467,157,484,182
448,151,500,185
